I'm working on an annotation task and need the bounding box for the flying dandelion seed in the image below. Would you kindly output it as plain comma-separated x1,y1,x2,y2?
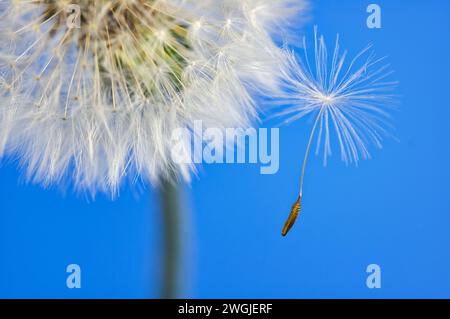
0,0,306,196
278,28,397,236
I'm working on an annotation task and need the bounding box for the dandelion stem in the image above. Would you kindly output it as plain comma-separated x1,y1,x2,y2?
282,106,325,236
159,177,181,299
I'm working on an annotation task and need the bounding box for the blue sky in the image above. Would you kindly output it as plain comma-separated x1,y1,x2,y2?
1,0,450,298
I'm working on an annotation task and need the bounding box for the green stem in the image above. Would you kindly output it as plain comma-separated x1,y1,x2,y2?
159,177,181,299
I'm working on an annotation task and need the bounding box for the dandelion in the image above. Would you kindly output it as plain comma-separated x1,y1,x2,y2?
278,28,397,236
0,0,305,196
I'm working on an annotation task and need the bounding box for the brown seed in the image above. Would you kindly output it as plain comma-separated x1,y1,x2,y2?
281,196,302,237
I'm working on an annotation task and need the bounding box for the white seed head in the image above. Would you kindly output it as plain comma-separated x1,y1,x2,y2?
0,0,308,196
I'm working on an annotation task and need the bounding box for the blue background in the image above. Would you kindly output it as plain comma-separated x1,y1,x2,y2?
1,0,450,298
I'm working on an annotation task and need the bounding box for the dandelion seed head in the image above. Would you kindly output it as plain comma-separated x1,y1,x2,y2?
0,0,307,196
